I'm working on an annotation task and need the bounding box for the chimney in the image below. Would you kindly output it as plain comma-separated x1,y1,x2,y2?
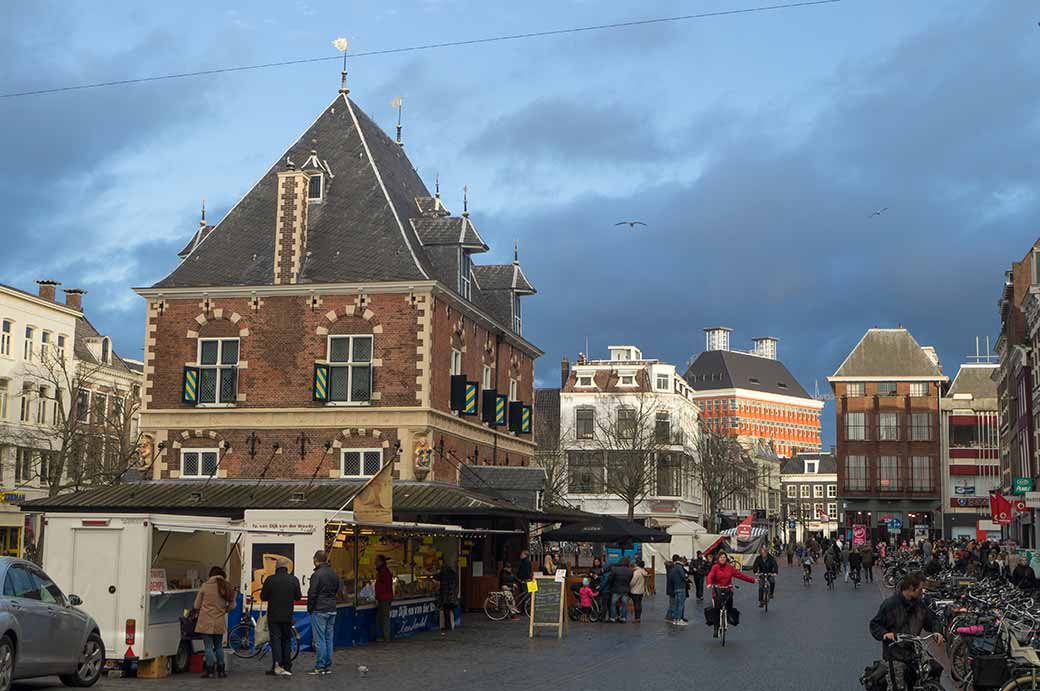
36,279,60,302
752,336,779,360
922,346,940,370
273,159,311,285
561,356,571,388
63,288,86,311
704,326,733,352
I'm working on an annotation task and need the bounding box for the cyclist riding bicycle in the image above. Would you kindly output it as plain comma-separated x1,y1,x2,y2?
750,546,778,606
498,561,520,615
849,548,863,585
705,552,755,637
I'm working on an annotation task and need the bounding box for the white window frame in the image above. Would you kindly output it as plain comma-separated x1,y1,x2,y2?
180,448,220,479
799,484,810,498
509,378,518,402
656,374,670,391
813,484,823,498
459,250,472,300
307,173,324,202
0,320,10,357
450,349,463,376
19,383,32,423
196,337,240,405
55,334,65,362
827,502,837,518
0,378,7,420
482,365,492,390
786,485,797,498
326,335,373,404
512,293,521,334
909,382,928,398
35,386,48,425
814,502,825,518
827,485,837,498
23,326,34,362
805,460,818,473
576,375,594,388
341,448,384,479
40,332,50,363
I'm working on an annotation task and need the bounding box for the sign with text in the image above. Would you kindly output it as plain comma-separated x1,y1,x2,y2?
955,485,976,495
852,525,867,546
1025,492,1040,509
1014,477,1035,495
529,576,566,639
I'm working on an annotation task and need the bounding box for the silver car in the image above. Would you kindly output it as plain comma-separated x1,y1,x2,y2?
0,557,103,691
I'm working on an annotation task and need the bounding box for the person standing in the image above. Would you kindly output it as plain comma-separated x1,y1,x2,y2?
194,566,235,679
609,557,633,622
434,560,458,631
261,560,302,677
375,555,394,642
629,559,647,623
841,540,851,583
517,550,533,583
785,542,795,567
307,550,341,676
665,555,687,626
542,550,556,576
691,551,708,601
862,545,875,583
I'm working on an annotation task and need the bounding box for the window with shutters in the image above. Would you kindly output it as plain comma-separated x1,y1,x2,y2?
180,449,219,479
327,335,373,403
341,448,382,479
575,407,595,440
197,338,239,405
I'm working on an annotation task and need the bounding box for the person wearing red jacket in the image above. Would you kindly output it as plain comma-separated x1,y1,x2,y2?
705,553,754,638
375,556,394,643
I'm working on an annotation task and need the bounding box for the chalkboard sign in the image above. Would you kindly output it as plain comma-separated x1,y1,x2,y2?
528,576,566,638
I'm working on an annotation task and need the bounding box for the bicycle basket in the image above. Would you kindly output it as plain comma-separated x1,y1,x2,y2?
970,654,1010,689
859,660,888,690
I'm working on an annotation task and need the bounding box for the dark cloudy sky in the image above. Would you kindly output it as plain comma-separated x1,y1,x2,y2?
2,1,1038,445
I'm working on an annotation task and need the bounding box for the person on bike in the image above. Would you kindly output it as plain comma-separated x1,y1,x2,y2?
848,547,863,585
691,551,708,601
823,542,839,586
750,546,778,605
665,554,687,626
801,549,815,583
260,560,302,677
862,544,875,583
869,571,944,691
307,550,341,675
609,557,633,623
705,552,755,637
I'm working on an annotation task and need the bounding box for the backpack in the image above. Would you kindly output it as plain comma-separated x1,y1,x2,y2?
860,660,888,690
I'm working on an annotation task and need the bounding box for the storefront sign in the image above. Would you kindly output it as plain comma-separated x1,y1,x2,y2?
148,569,167,593
787,520,797,530
391,600,440,637
808,521,822,531
1026,492,1040,509
952,497,988,508
914,525,929,541
1013,477,1035,495
650,501,678,513
954,485,975,495
852,525,867,546
0,493,24,505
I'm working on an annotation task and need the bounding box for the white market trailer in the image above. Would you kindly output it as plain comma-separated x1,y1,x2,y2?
41,512,311,671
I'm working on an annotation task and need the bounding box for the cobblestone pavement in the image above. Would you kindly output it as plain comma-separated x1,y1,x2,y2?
14,564,952,691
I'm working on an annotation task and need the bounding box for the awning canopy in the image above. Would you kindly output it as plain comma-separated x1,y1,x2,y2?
539,516,672,544
720,526,769,537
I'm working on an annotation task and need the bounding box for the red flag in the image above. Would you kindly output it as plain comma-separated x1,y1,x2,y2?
991,491,1013,524
1013,498,1029,513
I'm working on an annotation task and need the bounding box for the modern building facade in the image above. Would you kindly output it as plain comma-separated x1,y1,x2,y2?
684,327,823,458
829,328,948,543
542,345,703,526
940,362,999,540
136,84,540,486
780,452,838,544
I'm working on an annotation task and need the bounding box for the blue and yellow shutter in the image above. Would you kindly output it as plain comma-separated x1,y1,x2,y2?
462,381,479,416
313,363,330,402
520,405,532,434
182,366,200,404
495,394,508,426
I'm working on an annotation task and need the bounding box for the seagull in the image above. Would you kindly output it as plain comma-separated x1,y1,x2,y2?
868,207,889,218
615,220,647,228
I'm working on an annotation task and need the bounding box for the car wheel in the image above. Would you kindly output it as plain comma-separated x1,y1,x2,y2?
59,632,104,688
0,635,15,691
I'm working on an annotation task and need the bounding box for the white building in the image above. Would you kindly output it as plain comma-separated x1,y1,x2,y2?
780,452,839,543
552,345,703,526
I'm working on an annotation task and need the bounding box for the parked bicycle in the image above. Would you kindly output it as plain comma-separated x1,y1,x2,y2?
484,587,530,621
227,590,301,662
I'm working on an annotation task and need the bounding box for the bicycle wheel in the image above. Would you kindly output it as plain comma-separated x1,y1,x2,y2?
949,638,969,681
289,626,301,662
764,591,769,613
228,621,260,659
1002,674,1040,691
522,595,532,617
720,609,727,647
484,594,509,621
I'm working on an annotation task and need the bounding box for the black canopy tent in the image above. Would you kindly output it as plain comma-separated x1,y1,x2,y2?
539,515,671,544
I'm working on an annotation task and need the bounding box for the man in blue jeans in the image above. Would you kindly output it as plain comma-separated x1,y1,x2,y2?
665,555,688,625
307,550,341,675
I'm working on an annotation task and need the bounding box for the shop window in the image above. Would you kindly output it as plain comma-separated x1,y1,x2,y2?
181,449,219,479
342,449,383,479
197,338,239,405
328,335,372,403
568,451,604,493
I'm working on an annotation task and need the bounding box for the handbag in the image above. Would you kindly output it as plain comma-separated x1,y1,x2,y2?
254,614,270,646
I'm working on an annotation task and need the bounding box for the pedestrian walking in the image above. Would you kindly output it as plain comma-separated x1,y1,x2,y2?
691,551,708,601
260,560,302,677
665,555,687,626
307,550,341,675
434,559,458,630
194,566,235,679
785,542,794,567
375,555,394,642
629,559,647,623
862,545,875,583
610,557,633,622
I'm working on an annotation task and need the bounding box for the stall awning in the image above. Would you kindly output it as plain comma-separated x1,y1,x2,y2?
325,519,521,539
720,526,769,538
539,516,672,543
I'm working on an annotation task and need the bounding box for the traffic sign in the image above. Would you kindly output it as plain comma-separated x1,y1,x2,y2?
788,520,797,529
888,518,902,531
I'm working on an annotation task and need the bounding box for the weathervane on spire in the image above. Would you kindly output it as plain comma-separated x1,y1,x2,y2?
435,173,440,199
390,96,403,146
513,240,519,263
462,185,469,218
200,198,206,227
332,38,349,94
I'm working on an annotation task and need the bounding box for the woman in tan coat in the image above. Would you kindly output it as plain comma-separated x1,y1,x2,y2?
194,566,235,678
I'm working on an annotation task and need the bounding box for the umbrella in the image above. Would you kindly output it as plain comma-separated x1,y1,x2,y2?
539,515,672,544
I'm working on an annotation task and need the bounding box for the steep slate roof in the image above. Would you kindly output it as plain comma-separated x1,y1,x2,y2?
74,317,137,376
948,364,998,398
412,217,488,251
473,264,535,294
684,350,810,398
459,467,547,492
23,479,537,518
831,328,945,379
781,453,838,475
534,388,561,451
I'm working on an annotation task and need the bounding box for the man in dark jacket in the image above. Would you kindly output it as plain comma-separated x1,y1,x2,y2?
869,572,943,690
261,561,302,676
751,546,779,603
516,550,533,583
375,555,394,642
665,555,687,625
306,550,341,675
691,552,708,601
609,558,634,623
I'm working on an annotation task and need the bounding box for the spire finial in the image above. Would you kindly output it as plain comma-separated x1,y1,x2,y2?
435,173,440,199
310,138,318,155
462,185,469,218
513,240,519,264
332,38,349,94
391,97,403,146
200,198,206,227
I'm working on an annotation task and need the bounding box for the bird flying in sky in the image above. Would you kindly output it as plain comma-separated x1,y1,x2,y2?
869,207,889,218
615,220,647,228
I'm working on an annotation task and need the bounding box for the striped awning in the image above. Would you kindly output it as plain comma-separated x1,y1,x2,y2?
720,526,769,537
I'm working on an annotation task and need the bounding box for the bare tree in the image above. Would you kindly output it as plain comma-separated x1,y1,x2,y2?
593,396,673,520
532,422,572,508
687,425,757,532
0,349,143,497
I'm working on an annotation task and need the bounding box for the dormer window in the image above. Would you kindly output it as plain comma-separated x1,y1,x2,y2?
308,174,323,202
459,250,472,300
512,293,522,334
101,337,111,364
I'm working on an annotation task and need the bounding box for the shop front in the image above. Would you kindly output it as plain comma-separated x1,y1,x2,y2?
844,502,939,545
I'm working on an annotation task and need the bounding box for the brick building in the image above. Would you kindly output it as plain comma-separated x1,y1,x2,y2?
135,85,540,485
683,327,823,458
828,328,948,543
